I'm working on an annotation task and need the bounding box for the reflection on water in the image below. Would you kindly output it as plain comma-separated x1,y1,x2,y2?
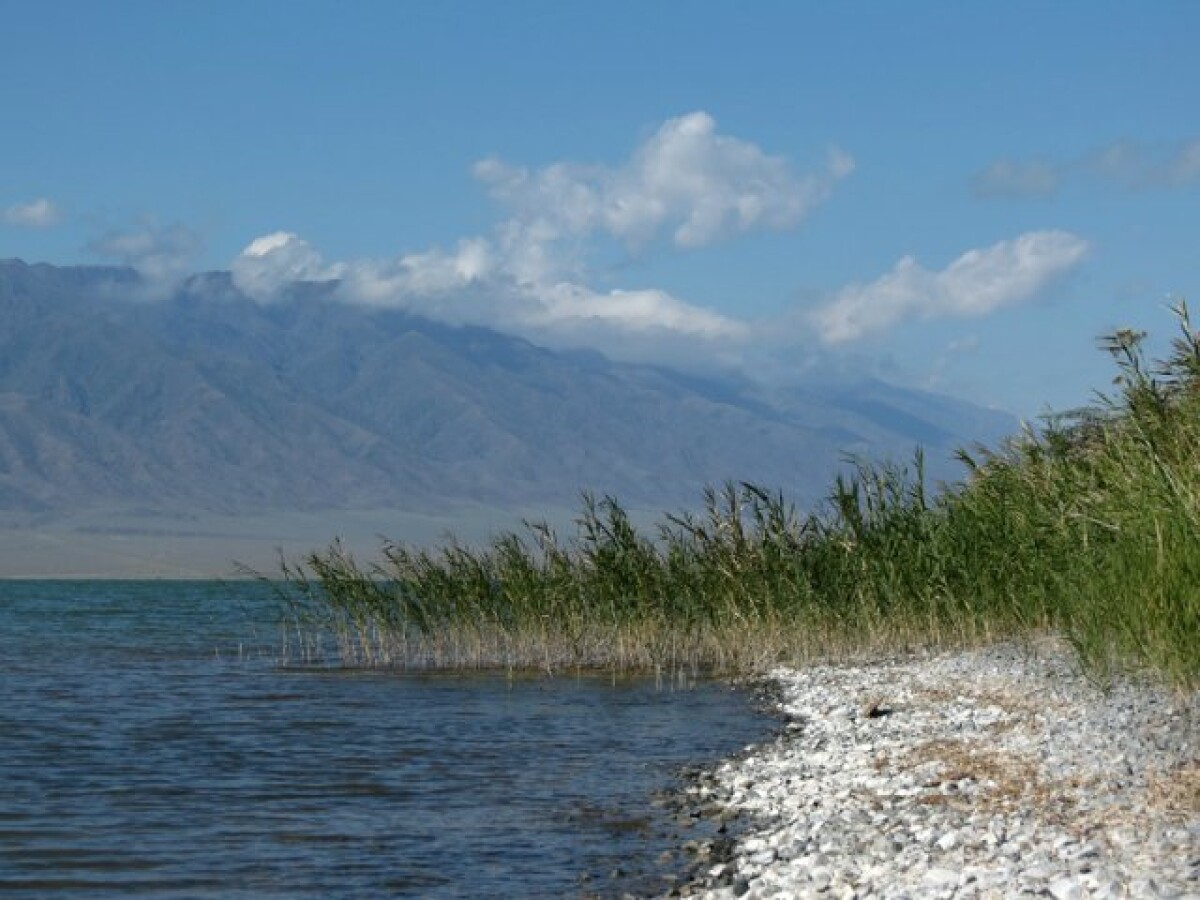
0,581,773,897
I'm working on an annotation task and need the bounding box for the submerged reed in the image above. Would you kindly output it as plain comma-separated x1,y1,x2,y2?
276,303,1200,688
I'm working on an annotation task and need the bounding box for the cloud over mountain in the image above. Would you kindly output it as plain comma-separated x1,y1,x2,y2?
222,114,1092,373
0,258,1015,525
231,231,343,299
87,220,204,283
228,112,810,360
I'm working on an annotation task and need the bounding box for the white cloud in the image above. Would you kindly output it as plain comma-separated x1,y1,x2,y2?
342,242,742,340
474,111,852,252
531,282,747,339
4,198,60,228
230,231,343,299
228,112,834,358
231,231,498,310
229,228,747,364
811,231,1090,344
87,221,203,282
391,238,496,295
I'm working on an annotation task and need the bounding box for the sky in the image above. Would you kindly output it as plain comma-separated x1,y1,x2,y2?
2,1,1196,418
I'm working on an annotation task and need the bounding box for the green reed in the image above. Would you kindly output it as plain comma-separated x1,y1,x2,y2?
278,303,1200,688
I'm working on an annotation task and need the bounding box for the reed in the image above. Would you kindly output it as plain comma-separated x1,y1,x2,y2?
276,303,1200,688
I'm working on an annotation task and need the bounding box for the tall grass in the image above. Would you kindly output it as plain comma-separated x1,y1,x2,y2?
275,304,1200,688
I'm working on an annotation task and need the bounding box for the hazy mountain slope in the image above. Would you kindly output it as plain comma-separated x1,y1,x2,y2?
0,259,1014,522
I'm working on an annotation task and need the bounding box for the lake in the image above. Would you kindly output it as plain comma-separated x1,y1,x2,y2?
0,580,775,897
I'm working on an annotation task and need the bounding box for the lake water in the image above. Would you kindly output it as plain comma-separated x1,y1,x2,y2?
0,581,775,897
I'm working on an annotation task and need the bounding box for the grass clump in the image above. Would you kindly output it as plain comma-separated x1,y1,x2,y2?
276,304,1200,688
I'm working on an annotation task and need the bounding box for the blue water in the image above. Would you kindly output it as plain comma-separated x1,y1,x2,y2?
0,581,773,897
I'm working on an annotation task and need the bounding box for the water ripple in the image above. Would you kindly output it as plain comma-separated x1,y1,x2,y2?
0,581,773,897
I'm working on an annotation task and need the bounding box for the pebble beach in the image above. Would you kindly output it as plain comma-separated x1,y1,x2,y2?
673,640,1198,899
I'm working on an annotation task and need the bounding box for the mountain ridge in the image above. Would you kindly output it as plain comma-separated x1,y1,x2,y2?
0,258,1014,527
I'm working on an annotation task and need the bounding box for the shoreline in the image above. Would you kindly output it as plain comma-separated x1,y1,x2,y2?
670,639,1197,899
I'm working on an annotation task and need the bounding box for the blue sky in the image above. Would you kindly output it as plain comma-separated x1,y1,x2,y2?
2,1,1196,417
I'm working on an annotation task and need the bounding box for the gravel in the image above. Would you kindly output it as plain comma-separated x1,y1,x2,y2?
668,638,1198,899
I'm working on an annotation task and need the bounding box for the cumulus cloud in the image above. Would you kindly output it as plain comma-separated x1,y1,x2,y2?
386,238,496,296
4,197,61,228
376,245,741,339
474,111,852,252
87,221,203,282
228,112,829,358
973,137,1200,198
230,231,344,299
230,231,747,361
230,234,495,307
811,231,1090,344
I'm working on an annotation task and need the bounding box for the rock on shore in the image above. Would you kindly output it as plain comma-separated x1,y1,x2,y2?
676,640,1198,899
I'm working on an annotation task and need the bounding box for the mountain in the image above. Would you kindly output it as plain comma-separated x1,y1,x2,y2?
0,259,1014,530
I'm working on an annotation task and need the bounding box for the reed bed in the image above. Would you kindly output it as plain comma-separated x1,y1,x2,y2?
275,304,1200,688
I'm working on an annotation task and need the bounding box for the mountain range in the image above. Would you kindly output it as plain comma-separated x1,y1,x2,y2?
0,259,1015,573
